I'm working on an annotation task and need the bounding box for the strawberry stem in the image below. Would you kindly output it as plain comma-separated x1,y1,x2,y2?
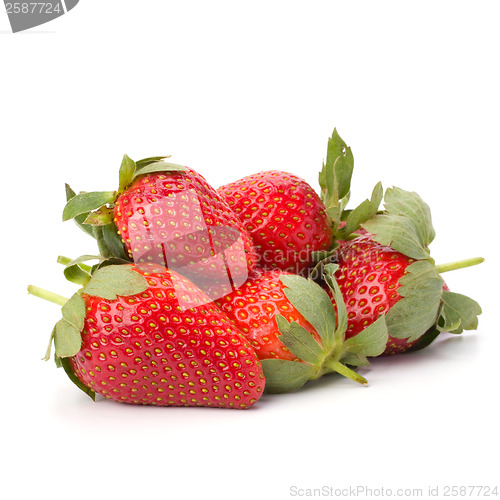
328,360,368,385
435,257,484,274
27,285,68,306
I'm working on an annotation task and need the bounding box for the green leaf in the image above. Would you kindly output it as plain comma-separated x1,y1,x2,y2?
63,264,91,286
322,264,348,340
337,182,383,239
93,226,114,259
54,318,82,358
385,260,444,342
384,187,435,247
132,161,186,180
82,265,148,300
319,129,354,229
342,315,388,358
61,293,86,331
63,191,117,222
65,184,95,238
135,156,172,170
58,356,96,401
439,291,482,334
280,274,336,348
275,316,324,364
261,359,316,393
406,324,442,353
62,255,102,285
362,214,430,260
44,325,56,361
83,206,114,226
102,222,130,261
118,154,137,193
340,352,370,367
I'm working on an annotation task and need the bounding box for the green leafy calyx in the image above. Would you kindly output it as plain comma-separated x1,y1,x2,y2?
261,264,388,393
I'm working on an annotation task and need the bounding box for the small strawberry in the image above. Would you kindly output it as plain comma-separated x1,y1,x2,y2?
29,262,265,409
215,265,389,393
218,170,333,275
214,268,320,361
331,187,483,355
62,156,258,299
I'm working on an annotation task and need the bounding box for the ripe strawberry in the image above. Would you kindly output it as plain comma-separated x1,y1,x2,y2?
31,262,265,409
218,170,333,275
63,156,258,299
214,266,390,393
330,186,483,355
334,234,421,355
214,269,320,361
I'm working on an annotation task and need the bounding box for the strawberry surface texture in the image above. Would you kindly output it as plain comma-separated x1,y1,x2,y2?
218,170,333,275
70,264,265,408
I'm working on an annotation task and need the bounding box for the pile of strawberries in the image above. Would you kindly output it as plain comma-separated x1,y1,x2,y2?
30,130,483,409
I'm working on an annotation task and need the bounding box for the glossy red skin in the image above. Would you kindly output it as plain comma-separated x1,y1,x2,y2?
214,269,319,361
218,171,333,275
114,169,258,294
70,264,265,409
334,235,417,355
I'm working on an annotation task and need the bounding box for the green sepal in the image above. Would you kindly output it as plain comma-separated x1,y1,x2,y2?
385,260,444,342
83,206,114,226
261,359,316,394
62,191,117,222
82,264,149,300
275,316,324,365
93,226,114,259
340,352,370,367
57,356,96,401
65,184,95,238
135,156,172,170
406,324,442,353
53,318,82,358
336,182,383,240
322,264,348,339
342,315,388,358
362,214,431,260
132,160,186,180
280,274,337,348
44,325,56,361
102,221,130,261
61,293,86,332
439,291,482,334
118,154,137,193
61,255,102,286
384,187,435,247
319,129,354,231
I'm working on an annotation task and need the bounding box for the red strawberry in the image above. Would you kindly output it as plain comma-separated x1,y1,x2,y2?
334,234,420,355
214,266,389,393
31,263,265,409
214,268,320,361
63,157,258,299
331,186,483,355
218,171,333,275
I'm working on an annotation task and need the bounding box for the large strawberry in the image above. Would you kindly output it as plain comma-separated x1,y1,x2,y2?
62,156,258,300
217,170,333,275
214,265,389,393
331,187,483,355
29,262,265,409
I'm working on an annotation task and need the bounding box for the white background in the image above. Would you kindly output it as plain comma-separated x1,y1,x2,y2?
1,1,498,499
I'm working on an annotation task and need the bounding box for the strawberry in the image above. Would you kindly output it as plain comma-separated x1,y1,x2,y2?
214,268,320,361
29,262,265,409
214,266,390,393
330,187,483,355
62,156,258,300
218,170,333,275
